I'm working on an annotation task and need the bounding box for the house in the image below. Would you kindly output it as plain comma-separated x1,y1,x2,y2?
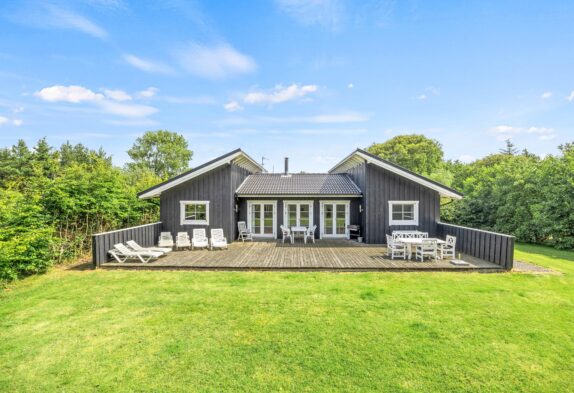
137,148,463,243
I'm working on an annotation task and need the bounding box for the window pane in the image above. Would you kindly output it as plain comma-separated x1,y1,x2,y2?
392,205,403,214
300,204,309,227
335,204,346,234
263,204,274,234
251,205,261,234
288,204,297,227
324,205,333,234
185,203,207,221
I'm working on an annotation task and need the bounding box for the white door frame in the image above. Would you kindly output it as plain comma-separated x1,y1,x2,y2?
283,200,314,228
319,200,350,239
247,200,277,239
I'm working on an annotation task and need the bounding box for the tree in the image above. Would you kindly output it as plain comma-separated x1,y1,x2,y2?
127,130,192,179
499,139,518,155
367,134,444,175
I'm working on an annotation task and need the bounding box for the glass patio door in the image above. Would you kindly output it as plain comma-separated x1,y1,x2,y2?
248,201,277,238
320,201,349,238
284,201,312,228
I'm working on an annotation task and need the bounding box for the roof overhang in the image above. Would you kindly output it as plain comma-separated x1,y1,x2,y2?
329,149,463,200
138,149,264,199
236,194,362,198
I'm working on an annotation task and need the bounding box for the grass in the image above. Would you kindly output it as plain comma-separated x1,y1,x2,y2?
1,244,573,392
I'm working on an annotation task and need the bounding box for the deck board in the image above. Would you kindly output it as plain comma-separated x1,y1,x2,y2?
102,240,504,272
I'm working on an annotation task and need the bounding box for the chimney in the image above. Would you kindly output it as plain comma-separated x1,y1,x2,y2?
284,157,289,174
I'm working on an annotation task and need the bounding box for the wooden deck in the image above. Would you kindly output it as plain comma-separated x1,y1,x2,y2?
101,240,504,272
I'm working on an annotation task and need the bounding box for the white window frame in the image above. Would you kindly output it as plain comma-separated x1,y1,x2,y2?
180,200,210,225
388,201,419,226
319,200,350,239
247,200,278,239
283,201,314,229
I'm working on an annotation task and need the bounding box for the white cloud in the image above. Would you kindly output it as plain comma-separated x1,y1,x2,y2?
243,84,318,105
224,101,243,112
492,125,521,134
417,86,440,101
0,116,23,126
123,54,174,75
175,43,256,79
310,113,368,123
458,155,476,163
35,85,104,103
103,89,132,101
347,83,354,89
276,0,343,30
541,91,552,99
136,87,159,99
97,100,158,118
45,5,108,39
35,84,158,118
567,91,574,102
490,125,556,141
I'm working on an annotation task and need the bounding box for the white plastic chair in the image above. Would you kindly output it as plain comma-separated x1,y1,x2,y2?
386,234,406,260
192,229,209,250
305,225,317,244
440,235,456,259
158,232,174,248
210,229,228,250
109,243,162,263
237,221,253,242
176,232,191,250
280,225,293,244
126,240,172,255
415,239,437,262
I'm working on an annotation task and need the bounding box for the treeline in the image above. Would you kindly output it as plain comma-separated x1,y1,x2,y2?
368,135,574,249
0,138,161,282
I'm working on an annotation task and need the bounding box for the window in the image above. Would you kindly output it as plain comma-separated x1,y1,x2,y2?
388,201,419,226
180,201,209,225
283,201,313,229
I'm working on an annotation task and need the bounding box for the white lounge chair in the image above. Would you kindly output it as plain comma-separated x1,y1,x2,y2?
305,225,317,244
386,234,406,260
158,232,174,248
415,239,438,262
126,240,172,254
237,221,253,242
280,225,293,244
109,243,162,263
210,228,228,250
176,232,191,250
192,229,209,250
440,235,456,259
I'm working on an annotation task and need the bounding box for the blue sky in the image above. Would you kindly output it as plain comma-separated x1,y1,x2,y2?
1,0,573,173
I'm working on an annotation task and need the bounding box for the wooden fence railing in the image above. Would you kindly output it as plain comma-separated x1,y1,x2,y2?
437,222,514,270
92,222,163,267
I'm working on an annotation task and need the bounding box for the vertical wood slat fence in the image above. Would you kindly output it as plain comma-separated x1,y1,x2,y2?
92,222,163,267
437,222,514,270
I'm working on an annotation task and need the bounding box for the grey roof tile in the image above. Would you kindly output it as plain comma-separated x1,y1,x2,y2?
236,173,362,195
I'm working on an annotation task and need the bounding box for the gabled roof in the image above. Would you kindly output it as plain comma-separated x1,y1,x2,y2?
236,173,362,196
138,149,264,199
329,148,463,199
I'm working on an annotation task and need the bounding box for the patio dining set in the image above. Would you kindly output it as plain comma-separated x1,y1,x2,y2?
386,230,457,262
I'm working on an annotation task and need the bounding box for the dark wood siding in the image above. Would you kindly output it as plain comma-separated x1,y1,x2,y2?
356,163,440,244
238,197,361,240
159,163,251,241
345,163,367,240
437,222,514,270
92,222,162,267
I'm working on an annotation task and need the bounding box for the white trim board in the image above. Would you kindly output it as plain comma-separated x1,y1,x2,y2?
329,150,463,199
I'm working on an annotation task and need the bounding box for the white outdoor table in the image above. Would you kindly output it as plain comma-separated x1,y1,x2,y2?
291,226,307,243
397,238,446,259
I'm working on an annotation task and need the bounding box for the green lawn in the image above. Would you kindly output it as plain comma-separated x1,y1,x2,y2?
1,244,573,392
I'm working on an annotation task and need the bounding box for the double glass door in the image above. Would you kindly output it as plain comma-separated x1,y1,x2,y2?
285,202,312,228
248,201,276,237
321,202,349,238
